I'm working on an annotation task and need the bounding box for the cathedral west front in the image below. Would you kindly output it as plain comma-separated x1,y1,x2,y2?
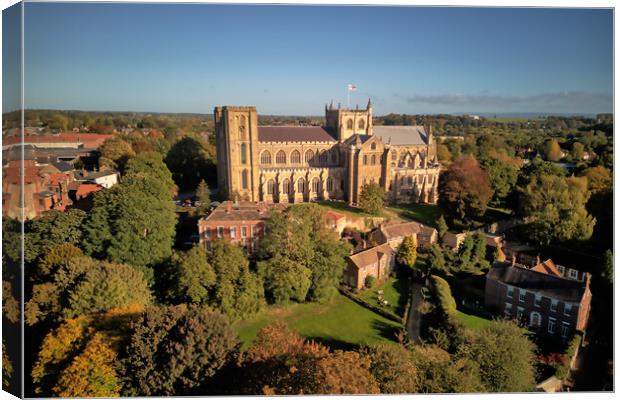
214,100,440,206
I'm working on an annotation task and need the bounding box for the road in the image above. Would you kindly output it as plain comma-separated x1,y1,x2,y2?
406,282,424,344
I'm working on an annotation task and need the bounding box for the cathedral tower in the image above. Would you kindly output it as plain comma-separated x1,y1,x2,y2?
325,98,373,142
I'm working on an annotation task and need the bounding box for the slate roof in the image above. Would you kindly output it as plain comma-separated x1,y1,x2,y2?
87,169,118,179
202,201,286,222
373,125,428,146
379,221,437,239
487,261,586,303
348,243,393,269
258,126,336,143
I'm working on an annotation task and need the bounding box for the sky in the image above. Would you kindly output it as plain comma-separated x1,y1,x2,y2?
3,3,614,115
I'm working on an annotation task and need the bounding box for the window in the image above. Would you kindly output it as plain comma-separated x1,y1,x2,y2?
363,155,368,165
371,155,376,165
530,312,541,327
291,150,301,164
408,176,414,185
282,179,291,194
217,226,224,238
326,177,334,192
548,318,556,334
557,265,565,275
391,151,397,161
260,151,271,165
517,307,524,320
506,286,514,299
252,225,258,237
319,150,328,164
504,303,512,316
205,229,211,239
359,119,365,129
312,177,321,193
371,142,376,150
569,269,578,279
534,294,541,308
347,119,353,129
561,322,570,339
297,178,305,193
276,150,286,164
230,226,237,239
238,115,246,140
241,170,249,190
241,226,247,238
240,143,247,164
550,299,558,312
305,149,314,164
518,289,526,303
564,303,572,316
267,179,275,195
330,149,339,164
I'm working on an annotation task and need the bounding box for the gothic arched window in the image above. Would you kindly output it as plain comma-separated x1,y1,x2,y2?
241,169,249,189
305,149,314,164
347,119,353,129
371,155,376,165
312,177,321,193
326,177,334,192
267,179,275,195
297,178,306,193
240,143,247,164
291,150,301,164
530,312,541,328
319,150,328,165
276,150,286,164
330,149,339,164
359,119,365,129
260,151,271,165
282,179,291,194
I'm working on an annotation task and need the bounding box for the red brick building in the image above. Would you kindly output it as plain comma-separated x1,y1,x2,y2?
485,258,592,341
343,243,395,290
197,201,284,253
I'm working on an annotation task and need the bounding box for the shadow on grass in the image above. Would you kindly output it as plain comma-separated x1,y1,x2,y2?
371,319,402,343
304,336,359,352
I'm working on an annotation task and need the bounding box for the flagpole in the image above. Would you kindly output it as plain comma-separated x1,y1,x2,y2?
347,87,350,109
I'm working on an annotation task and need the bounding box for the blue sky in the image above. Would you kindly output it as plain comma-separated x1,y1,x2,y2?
4,3,614,115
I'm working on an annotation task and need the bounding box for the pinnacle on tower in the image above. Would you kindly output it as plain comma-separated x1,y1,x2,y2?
367,97,372,109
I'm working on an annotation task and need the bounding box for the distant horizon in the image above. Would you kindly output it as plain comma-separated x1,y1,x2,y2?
3,4,613,115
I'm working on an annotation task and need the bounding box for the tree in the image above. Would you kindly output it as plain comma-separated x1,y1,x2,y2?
601,249,613,286
583,165,612,194
195,179,211,214
412,345,485,393
173,246,215,305
48,113,69,130
362,343,420,393
438,155,492,227
396,235,418,271
24,209,86,264
121,305,238,396
481,156,519,205
2,341,12,388
83,153,177,269
436,143,452,165
98,136,135,172
34,243,82,282
165,136,216,191
457,319,536,392
542,139,563,162
571,142,585,161
436,214,448,241
258,254,312,305
358,183,385,215
365,275,376,289
518,175,595,246
209,240,266,319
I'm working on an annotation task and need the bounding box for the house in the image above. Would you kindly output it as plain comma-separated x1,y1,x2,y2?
442,232,468,250
197,201,285,253
324,209,347,235
370,221,437,250
69,183,104,211
485,258,592,341
85,169,119,189
343,243,395,290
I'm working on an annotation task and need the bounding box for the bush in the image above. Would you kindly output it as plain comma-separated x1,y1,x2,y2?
429,275,456,317
554,332,583,380
365,275,376,289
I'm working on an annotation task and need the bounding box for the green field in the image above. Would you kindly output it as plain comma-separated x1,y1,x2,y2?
456,310,493,330
358,277,409,318
314,200,378,218
386,203,441,226
234,292,402,350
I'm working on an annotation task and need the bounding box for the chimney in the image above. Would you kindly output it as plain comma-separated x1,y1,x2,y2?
536,255,541,266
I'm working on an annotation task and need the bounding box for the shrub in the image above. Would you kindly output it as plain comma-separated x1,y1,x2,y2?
429,275,456,317
365,275,376,289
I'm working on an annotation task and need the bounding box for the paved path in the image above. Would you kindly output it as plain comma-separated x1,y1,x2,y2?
406,282,424,344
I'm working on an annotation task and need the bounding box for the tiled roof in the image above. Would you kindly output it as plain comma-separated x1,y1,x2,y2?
531,259,562,277
3,133,113,148
348,243,393,269
373,125,428,146
202,201,285,222
75,183,103,198
381,221,436,239
324,210,346,223
487,261,586,303
258,126,336,143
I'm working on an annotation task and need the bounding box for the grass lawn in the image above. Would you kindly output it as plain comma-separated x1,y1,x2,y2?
314,200,378,218
456,310,492,330
358,277,409,318
234,292,402,351
386,203,441,226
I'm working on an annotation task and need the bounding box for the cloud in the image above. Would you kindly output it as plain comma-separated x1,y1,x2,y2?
400,91,611,110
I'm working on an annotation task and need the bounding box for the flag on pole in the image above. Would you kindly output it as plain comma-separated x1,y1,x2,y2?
347,84,357,92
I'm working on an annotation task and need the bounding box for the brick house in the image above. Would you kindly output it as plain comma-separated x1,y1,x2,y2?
343,243,395,290
485,258,592,341
197,201,284,253
370,221,437,250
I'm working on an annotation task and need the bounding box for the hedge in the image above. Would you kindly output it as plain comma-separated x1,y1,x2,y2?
429,275,457,317
554,332,583,380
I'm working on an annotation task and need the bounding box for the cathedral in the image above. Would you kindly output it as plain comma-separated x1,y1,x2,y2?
214,100,440,206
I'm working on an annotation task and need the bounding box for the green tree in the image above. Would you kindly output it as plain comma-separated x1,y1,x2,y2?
24,209,86,264
601,249,613,286
165,136,216,191
482,156,519,205
396,235,418,271
174,246,215,305
358,183,385,215
195,179,211,214
412,345,485,393
583,165,612,194
2,341,12,388
48,113,69,130
436,214,448,241
121,305,238,396
519,175,595,246
362,343,420,394
258,254,312,305
571,142,585,161
438,155,492,227
210,240,266,318
542,139,563,162
457,319,536,392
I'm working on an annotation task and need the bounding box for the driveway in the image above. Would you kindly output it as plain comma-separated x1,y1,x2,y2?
406,282,424,344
